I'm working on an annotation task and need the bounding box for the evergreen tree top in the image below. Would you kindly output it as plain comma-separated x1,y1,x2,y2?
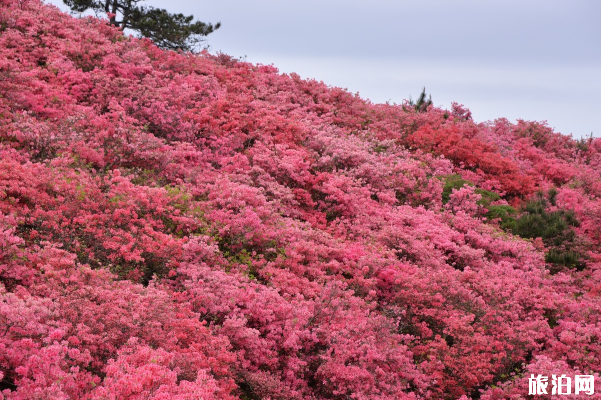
63,0,220,52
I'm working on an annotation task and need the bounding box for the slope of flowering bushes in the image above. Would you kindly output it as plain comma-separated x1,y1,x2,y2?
2,1,601,398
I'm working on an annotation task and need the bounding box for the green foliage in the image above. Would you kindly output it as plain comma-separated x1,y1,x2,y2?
62,0,220,51
514,121,550,148
131,7,220,51
543,309,560,329
442,175,497,205
164,185,192,212
474,188,500,206
441,174,517,225
576,133,594,153
129,168,167,187
486,205,517,227
545,249,583,269
404,87,433,113
511,194,578,247
441,175,473,204
508,190,585,271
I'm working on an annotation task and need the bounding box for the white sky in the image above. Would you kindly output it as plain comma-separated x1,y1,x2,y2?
46,0,601,138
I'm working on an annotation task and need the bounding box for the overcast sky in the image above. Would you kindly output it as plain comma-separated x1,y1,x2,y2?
47,0,601,138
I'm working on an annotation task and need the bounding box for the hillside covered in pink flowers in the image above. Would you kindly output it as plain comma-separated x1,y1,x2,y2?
2,1,601,399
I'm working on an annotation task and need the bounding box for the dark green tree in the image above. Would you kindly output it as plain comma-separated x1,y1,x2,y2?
63,0,220,52
407,87,433,113
506,188,586,272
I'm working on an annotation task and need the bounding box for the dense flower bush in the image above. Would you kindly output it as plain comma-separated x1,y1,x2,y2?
1,1,601,398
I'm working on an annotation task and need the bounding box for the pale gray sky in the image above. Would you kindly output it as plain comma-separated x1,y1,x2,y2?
47,0,601,138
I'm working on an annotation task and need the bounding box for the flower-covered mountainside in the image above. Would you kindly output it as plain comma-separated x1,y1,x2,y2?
2,1,601,399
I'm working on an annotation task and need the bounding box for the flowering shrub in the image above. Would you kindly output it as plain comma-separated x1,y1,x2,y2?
1,1,601,398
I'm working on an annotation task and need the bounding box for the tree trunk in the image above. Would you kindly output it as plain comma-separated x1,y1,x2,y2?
110,0,119,26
